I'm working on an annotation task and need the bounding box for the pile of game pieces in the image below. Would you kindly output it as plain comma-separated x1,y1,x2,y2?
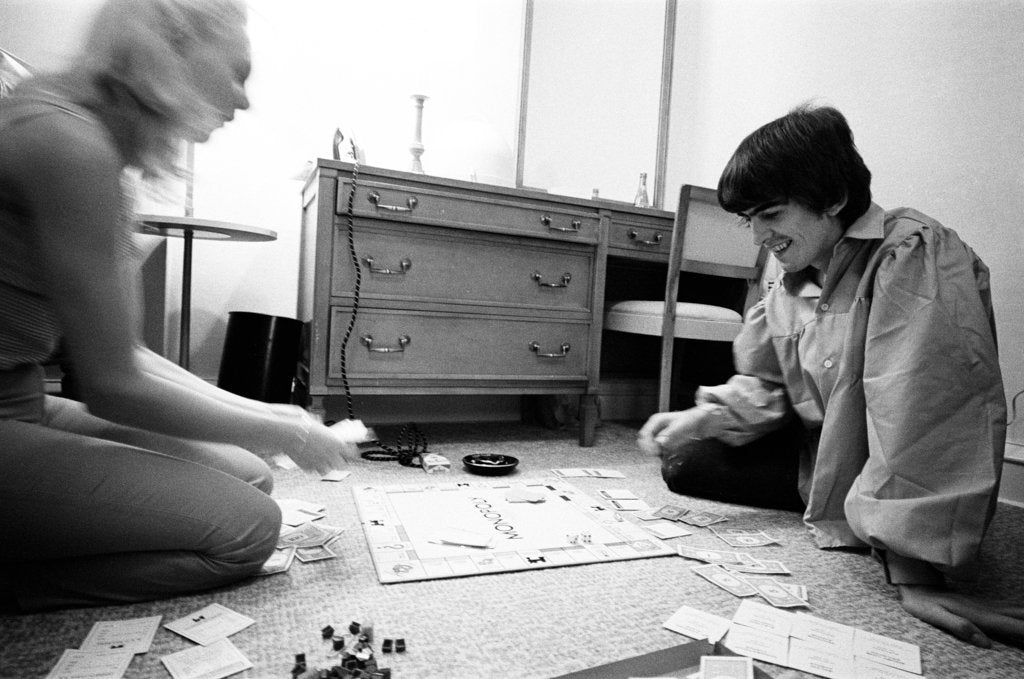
290,620,404,678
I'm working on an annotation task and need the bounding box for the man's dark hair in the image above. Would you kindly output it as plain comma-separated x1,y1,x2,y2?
717,103,872,228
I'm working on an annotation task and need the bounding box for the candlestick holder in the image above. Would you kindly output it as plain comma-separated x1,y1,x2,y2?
409,94,428,173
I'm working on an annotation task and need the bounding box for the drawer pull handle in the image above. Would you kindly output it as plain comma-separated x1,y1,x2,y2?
368,191,419,213
529,341,571,358
540,215,582,233
628,229,663,246
361,334,411,353
532,271,571,288
364,256,412,275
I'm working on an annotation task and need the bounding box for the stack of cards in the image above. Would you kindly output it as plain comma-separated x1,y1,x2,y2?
272,521,345,569
276,498,327,526
160,604,257,679
45,615,162,679
665,600,925,679
677,545,806,607
650,503,730,527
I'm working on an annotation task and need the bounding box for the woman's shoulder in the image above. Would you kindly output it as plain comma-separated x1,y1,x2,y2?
2,78,120,184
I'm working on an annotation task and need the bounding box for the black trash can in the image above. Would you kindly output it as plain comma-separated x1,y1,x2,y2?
218,311,303,403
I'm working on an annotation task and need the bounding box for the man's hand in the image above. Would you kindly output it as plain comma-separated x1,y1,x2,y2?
898,584,1024,648
637,408,711,456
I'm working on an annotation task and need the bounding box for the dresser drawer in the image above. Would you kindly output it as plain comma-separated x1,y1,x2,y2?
337,178,600,244
327,307,589,381
607,217,673,261
331,222,593,314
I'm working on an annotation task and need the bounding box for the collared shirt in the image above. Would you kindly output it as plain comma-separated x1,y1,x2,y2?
696,203,1006,584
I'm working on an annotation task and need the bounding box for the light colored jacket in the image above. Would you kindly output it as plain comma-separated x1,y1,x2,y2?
697,203,1005,584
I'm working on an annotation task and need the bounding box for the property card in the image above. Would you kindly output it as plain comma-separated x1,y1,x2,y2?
790,612,856,653
295,544,338,562
321,469,352,482
80,615,162,655
732,599,795,637
276,498,326,526
164,604,255,646
46,649,134,679
662,604,732,643
853,629,922,675
699,655,753,679
853,658,926,679
788,637,855,679
160,638,252,679
257,547,296,576
722,625,790,666
640,520,694,540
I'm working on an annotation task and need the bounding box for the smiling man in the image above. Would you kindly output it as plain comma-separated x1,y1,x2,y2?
638,104,1023,648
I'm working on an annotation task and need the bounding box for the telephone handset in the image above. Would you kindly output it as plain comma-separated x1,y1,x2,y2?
334,133,428,468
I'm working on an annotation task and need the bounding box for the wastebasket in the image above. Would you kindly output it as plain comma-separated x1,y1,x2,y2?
217,311,303,403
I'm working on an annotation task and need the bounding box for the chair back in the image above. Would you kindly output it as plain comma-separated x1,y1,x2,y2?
672,184,766,281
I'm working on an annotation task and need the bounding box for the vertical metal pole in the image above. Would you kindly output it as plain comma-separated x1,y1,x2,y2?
180,141,195,368
514,0,534,189
180,230,193,369
653,0,677,210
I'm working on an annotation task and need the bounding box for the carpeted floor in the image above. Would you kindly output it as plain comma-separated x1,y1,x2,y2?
2,420,1023,679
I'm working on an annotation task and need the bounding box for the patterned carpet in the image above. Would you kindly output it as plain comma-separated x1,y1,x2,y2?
1,420,1022,678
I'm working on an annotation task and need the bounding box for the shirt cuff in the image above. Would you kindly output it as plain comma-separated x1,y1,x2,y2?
875,549,945,586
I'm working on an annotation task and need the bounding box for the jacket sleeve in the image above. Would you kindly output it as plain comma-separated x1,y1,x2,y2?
845,224,1005,581
695,300,792,446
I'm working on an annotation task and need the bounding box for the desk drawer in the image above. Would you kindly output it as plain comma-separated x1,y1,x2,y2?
337,178,600,244
331,222,592,313
607,218,672,261
327,307,589,380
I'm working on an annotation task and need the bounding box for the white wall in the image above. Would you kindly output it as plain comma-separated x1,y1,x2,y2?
665,0,1024,445
0,0,525,385
522,0,665,201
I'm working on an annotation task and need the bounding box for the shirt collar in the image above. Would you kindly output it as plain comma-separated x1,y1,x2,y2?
779,202,885,296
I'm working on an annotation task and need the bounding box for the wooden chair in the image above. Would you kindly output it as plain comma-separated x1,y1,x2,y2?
603,184,767,412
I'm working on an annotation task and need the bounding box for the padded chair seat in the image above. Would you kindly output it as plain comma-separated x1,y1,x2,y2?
604,300,744,343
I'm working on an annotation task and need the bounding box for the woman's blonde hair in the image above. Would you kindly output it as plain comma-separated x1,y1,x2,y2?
75,0,247,177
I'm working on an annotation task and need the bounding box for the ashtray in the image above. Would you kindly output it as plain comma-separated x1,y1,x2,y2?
463,453,519,476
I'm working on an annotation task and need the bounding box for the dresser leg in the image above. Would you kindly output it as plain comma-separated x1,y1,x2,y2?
578,394,599,447
307,396,327,423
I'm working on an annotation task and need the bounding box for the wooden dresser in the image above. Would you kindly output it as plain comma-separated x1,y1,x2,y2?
297,159,674,446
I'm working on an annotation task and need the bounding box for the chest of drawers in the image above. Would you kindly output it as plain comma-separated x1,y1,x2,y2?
298,160,634,444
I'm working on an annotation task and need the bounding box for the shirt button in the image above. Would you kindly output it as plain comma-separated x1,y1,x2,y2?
820,302,830,311
823,359,834,369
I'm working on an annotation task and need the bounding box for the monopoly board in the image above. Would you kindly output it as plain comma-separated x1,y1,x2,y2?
352,479,675,583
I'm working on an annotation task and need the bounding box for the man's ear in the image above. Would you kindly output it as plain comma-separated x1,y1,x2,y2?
826,195,848,216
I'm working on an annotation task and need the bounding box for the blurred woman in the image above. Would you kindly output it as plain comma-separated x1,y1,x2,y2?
0,0,355,610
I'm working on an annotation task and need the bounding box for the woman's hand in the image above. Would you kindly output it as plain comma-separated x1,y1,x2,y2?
287,415,365,475
898,584,1024,648
637,408,711,456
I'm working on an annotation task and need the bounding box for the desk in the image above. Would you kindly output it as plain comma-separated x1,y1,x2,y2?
137,215,277,369
297,160,678,445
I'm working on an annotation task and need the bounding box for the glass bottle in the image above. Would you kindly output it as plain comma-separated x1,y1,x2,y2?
634,172,650,208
